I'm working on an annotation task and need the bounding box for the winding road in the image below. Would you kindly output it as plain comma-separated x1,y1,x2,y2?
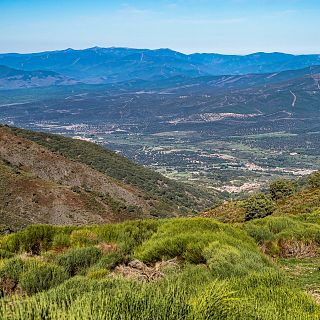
290,90,297,107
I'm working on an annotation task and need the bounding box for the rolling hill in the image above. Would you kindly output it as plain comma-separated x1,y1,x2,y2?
0,65,78,89
0,126,215,229
202,173,320,223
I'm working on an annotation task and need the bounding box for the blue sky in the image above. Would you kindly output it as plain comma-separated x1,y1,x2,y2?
1,0,320,54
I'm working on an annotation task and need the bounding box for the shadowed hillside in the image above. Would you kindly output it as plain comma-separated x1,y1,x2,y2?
0,126,216,228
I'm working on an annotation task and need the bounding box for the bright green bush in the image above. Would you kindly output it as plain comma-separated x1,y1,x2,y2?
244,216,320,243
243,216,320,257
95,219,159,254
0,258,27,285
56,247,102,276
18,225,56,254
1,225,55,254
0,233,21,253
134,219,220,262
191,280,240,319
203,238,271,278
183,242,206,264
231,271,320,319
52,233,70,249
70,229,98,247
87,268,110,280
134,218,268,273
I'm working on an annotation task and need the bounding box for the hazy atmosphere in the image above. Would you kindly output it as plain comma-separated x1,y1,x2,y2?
1,0,320,54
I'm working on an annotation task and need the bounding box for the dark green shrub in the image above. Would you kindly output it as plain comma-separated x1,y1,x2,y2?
243,224,274,244
269,179,296,200
116,220,159,254
0,249,14,259
0,258,39,294
21,225,55,254
95,252,123,270
244,193,275,221
19,264,68,295
56,247,102,276
309,171,320,188
0,258,26,285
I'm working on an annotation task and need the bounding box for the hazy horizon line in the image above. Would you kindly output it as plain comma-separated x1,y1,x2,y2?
1,46,320,56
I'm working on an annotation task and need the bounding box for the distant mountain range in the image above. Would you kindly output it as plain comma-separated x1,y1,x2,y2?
0,48,319,193
0,47,320,84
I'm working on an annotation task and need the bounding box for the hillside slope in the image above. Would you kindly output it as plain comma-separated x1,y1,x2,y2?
0,126,215,228
202,175,320,223
0,65,78,89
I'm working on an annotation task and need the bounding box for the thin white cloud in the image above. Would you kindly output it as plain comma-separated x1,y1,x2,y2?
164,17,247,25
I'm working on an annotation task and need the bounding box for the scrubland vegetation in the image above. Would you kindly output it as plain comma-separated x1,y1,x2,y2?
0,126,319,318
1,211,320,319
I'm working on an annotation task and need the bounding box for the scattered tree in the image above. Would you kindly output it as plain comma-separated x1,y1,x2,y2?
309,171,320,189
244,193,275,221
269,179,296,200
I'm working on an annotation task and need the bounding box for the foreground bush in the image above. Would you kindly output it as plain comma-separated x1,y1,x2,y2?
191,280,241,319
0,249,13,259
0,258,68,295
0,258,27,294
56,246,102,276
135,219,271,278
19,264,69,295
243,216,320,257
1,269,319,320
1,225,56,254
1,218,320,319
